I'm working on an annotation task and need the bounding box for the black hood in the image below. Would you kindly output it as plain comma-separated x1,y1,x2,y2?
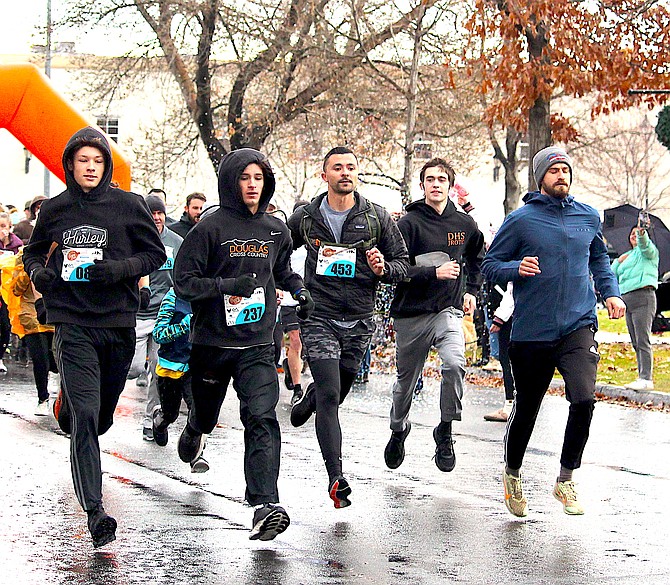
217,148,275,216
62,127,114,199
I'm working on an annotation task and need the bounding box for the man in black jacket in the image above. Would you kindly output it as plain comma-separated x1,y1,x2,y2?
287,146,409,509
174,148,312,541
169,192,207,238
23,127,166,549
383,158,484,473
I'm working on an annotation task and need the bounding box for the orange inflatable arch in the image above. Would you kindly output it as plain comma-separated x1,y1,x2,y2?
0,63,131,190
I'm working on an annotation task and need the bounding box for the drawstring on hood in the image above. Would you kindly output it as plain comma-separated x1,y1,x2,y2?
217,148,275,217
62,127,114,201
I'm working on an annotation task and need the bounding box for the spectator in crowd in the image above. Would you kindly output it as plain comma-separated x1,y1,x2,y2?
170,192,207,238
611,221,659,391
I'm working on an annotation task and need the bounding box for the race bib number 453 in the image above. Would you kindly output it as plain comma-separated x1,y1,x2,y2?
316,245,356,278
61,248,103,282
224,287,266,326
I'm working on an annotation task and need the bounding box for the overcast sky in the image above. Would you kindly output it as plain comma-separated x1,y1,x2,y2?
0,0,133,56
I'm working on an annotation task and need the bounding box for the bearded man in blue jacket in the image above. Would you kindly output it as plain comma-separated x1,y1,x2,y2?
482,146,626,518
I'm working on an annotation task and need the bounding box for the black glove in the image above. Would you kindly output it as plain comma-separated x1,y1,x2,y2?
30,266,57,294
139,287,151,310
35,297,48,325
87,258,142,285
217,273,260,298
292,288,314,319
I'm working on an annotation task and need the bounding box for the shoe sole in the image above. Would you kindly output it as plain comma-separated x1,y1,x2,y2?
290,387,315,428
191,459,210,473
329,479,352,509
91,516,117,549
249,508,290,541
53,392,71,435
384,423,411,469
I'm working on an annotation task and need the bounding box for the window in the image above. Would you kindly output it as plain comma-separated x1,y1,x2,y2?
97,116,119,143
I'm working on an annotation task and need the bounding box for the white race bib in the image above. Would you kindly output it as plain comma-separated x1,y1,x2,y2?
316,245,356,278
159,246,175,271
224,287,266,326
61,248,103,282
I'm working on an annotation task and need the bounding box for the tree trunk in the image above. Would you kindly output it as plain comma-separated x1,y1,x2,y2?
503,127,522,215
527,95,551,191
401,2,426,209
489,126,522,217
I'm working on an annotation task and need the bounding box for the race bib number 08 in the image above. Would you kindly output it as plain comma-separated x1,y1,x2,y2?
61,248,103,282
224,287,266,326
316,245,356,278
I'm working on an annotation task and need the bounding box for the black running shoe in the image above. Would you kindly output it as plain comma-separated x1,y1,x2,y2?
384,422,411,469
290,382,316,427
178,424,206,463
153,408,169,447
87,506,117,549
290,385,303,406
52,389,71,435
283,358,294,390
433,426,456,472
249,503,290,541
328,476,352,509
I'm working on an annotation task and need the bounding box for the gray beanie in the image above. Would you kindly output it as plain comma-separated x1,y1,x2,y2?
145,195,166,214
532,146,572,187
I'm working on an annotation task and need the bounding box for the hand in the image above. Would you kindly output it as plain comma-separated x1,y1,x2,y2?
233,274,260,297
366,247,385,276
139,287,151,310
463,293,476,315
518,256,541,277
490,323,501,334
87,259,132,284
436,260,460,280
30,266,57,293
292,288,315,319
605,296,626,319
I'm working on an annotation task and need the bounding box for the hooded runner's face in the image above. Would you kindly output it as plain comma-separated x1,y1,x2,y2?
71,146,105,192
239,162,264,214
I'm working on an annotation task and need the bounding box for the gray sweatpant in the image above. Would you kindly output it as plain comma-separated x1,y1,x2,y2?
390,308,465,432
623,287,656,381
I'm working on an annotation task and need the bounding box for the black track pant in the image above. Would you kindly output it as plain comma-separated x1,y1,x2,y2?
505,326,598,471
54,323,135,511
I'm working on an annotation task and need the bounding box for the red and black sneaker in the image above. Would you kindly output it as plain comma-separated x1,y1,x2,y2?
52,389,71,435
328,476,352,509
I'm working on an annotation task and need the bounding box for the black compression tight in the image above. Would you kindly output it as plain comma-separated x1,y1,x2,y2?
311,359,357,482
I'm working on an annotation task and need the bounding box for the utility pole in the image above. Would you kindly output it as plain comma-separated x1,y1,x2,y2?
43,0,52,198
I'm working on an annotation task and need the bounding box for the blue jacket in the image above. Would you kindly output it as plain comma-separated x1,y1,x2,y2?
481,191,620,342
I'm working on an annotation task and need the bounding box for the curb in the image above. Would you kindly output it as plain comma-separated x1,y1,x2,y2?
470,366,670,408
595,383,670,407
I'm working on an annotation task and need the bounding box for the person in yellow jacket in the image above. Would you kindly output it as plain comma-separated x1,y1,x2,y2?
10,250,57,415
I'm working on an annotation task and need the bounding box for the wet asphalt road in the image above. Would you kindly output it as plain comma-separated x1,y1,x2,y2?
1,363,669,585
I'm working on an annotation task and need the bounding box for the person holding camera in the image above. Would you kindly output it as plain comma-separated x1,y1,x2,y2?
612,215,659,391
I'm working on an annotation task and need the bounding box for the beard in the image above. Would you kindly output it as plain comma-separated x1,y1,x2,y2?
542,181,570,199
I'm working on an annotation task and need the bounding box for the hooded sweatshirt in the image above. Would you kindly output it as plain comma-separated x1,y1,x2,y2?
481,191,620,342
23,127,166,328
173,148,304,348
390,198,484,318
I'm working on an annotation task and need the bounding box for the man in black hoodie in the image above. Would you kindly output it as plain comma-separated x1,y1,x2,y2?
23,127,166,548
383,158,484,473
173,148,312,541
